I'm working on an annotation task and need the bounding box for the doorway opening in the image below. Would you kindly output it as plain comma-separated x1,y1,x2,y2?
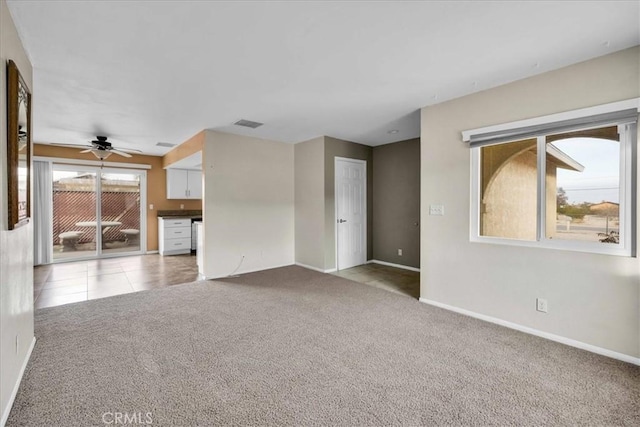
333,157,420,299
333,263,420,299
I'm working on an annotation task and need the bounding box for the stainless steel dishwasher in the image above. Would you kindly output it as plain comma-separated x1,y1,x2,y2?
191,217,201,252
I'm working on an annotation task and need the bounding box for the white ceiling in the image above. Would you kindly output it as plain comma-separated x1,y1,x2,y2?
7,1,640,156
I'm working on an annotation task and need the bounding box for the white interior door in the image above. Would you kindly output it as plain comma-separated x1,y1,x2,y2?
335,157,366,270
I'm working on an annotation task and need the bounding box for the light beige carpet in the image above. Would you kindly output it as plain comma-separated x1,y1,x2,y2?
7,265,639,426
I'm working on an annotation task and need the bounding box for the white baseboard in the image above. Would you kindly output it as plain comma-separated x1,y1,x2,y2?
419,298,640,366
295,262,325,273
368,259,420,272
146,250,159,255
211,262,295,279
1,337,36,427
295,263,336,274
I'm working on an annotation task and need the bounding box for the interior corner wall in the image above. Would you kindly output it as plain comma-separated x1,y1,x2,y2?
162,131,204,169
294,137,325,270
202,131,294,279
420,46,640,358
0,0,35,423
372,138,420,268
324,137,373,270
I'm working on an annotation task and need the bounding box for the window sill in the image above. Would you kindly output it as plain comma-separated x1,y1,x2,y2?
469,235,633,257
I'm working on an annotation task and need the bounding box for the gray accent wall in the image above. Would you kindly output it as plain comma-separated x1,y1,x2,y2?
324,137,373,270
372,138,420,268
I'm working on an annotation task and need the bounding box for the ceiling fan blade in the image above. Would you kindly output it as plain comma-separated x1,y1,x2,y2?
113,147,143,153
111,149,132,158
79,149,93,153
51,143,92,149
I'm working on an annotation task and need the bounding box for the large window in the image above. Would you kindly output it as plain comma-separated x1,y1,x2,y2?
468,105,637,256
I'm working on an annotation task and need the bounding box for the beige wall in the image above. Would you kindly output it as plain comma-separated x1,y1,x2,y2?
0,0,35,422
294,137,325,270
202,131,294,278
421,46,640,358
33,144,202,251
162,131,204,168
372,138,420,268
324,136,373,270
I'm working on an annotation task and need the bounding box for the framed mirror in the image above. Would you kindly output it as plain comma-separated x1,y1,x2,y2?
7,60,31,230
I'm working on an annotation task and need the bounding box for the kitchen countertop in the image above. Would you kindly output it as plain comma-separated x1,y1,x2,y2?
157,210,202,218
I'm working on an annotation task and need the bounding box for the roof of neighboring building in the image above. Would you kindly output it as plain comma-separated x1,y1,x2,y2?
546,144,585,172
590,201,619,208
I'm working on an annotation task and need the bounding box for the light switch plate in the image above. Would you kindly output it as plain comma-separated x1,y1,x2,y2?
429,205,445,216
536,298,548,313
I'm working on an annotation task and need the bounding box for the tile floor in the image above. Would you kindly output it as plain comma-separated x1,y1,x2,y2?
333,263,420,299
34,256,419,309
34,254,199,309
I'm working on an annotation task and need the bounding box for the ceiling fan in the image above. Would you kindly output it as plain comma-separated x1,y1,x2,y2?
53,136,142,160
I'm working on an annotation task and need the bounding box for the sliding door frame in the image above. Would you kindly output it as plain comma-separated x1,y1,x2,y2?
50,163,147,263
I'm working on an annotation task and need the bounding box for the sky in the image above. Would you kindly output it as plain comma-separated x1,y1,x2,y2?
553,137,619,204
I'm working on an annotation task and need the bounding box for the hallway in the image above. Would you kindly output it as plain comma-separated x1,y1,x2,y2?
333,263,419,299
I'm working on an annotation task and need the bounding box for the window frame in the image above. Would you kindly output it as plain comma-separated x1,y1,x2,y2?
468,101,638,257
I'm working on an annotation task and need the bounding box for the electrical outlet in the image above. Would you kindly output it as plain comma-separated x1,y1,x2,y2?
536,298,548,313
429,205,445,216
180,204,184,209
398,249,403,256
149,203,154,210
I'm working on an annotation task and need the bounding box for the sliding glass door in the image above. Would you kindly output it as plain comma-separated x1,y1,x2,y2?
52,165,146,261
52,168,98,260
100,172,142,255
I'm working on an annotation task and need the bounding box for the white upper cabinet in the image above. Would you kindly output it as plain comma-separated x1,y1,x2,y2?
187,170,202,199
166,168,202,199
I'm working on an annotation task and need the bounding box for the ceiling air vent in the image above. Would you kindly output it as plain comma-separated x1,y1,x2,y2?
234,119,263,129
156,142,176,148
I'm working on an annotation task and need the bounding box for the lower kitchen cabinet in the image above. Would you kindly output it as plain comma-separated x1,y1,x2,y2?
158,217,191,255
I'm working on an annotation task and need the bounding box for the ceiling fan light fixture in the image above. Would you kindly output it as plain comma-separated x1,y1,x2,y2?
92,150,112,160
51,136,139,159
